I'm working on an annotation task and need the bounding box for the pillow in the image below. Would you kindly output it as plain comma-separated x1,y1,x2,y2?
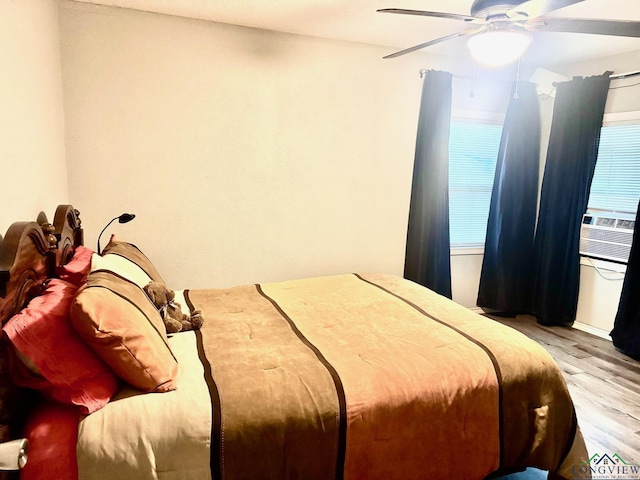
56,245,94,286
2,279,119,414
70,270,178,393
100,235,165,285
90,253,152,289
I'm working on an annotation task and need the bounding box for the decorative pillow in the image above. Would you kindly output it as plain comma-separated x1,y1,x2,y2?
2,279,119,414
70,271,178,393
100,235,165,285
90,253,152,289
56,245,94,287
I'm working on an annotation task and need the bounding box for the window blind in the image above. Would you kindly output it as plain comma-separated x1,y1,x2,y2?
449,121,502,247
589,124,640,214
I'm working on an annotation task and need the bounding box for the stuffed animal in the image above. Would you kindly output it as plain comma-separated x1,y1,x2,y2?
143,281,204,334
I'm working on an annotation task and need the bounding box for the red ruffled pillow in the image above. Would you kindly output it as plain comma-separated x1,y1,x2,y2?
56,245,94,286
2,279,119,414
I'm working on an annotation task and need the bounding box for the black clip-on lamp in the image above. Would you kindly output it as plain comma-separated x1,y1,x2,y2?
97,213,136,254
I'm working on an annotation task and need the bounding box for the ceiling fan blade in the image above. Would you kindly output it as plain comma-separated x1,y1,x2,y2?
382,28,485,59
507,0,585,19
527,17,640,37
377,8,484,24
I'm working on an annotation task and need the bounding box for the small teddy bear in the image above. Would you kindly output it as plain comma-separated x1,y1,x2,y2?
143,281,204,334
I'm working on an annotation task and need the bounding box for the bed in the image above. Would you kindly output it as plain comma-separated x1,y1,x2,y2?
0,205,590,480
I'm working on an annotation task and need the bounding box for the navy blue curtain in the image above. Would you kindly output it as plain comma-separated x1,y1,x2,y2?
532,73,611,326
404,70,452,298
610,199,640,358
477,82,540,314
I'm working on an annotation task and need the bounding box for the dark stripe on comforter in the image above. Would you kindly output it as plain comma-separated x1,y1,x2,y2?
353,273,508,468
185,290,222,480
256,284,347,480
355,273,579,474
258,274,502,479
187,284,344,480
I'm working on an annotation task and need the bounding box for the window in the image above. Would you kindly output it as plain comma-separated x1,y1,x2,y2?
447,111,640,250
449,118,502,248
588,113,640,215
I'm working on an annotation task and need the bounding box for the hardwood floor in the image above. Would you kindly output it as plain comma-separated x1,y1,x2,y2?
491,314,640,464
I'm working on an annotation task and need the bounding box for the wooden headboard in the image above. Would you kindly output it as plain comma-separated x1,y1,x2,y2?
0,205,83,442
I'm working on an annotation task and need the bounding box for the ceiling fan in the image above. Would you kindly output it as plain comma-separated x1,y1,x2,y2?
379,0,640,65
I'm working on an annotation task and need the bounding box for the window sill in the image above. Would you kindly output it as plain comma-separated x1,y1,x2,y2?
451,247,484,256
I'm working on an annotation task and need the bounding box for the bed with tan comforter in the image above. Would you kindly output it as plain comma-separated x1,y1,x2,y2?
74,273,588,480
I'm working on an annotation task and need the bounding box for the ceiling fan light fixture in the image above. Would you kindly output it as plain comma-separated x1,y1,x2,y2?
467,29,532,67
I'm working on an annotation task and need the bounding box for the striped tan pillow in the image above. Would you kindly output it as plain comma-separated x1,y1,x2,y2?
100,235,165,286
70,271,177,393
90,253,152,289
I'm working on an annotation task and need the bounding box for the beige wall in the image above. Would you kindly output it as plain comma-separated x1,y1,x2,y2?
58,3,435,288
58,2,512,291
0,0,68,232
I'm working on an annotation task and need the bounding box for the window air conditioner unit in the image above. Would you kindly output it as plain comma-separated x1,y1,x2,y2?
579,212,635,264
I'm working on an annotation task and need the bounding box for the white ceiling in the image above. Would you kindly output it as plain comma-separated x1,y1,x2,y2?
72,0,640,68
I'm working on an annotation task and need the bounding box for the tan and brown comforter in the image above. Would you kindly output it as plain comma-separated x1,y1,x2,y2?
76,273,589,480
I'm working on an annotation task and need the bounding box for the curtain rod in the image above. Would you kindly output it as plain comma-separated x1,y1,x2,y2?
610,69,640,80
418,69,512,82
550,69,640,87
420,68,640,82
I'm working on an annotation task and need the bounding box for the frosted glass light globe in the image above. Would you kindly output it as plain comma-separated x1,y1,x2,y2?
467,30,532,67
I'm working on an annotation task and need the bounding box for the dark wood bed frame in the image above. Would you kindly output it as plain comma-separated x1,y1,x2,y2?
0,205,83,447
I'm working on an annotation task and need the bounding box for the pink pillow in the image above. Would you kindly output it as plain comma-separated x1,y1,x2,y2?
56,245,94,286
2,279,119,414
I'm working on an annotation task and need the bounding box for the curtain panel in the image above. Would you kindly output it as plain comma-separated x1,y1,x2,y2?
477,81,540,314
404,70,453,298
532,73,611,326
611,198,640,358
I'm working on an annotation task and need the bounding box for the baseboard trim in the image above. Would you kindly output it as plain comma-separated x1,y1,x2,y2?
472,306,613,341
572,321,612,341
